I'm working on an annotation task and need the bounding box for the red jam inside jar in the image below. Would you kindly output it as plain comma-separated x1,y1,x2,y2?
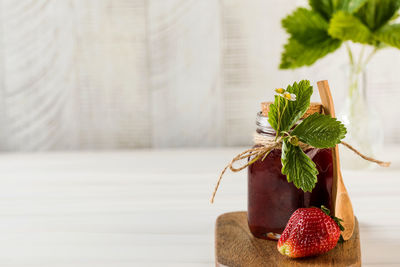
247,111,333,240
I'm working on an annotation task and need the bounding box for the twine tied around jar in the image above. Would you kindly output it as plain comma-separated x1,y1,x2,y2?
210,132,391,203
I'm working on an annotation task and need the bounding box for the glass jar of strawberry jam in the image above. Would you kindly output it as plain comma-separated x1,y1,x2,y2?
248,104,333,240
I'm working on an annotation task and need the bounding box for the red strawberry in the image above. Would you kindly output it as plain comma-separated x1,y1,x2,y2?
277,207,342,258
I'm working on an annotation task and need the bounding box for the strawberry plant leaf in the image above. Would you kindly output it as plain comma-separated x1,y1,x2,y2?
281,138,318,192
328,11,373,44
375,24,400,49
355,0,400,31
309,0,368,20
280,6,342,69
280,37,341,69
309,0,334,20
282,1,400,71
282,8,331,46
268,80,313,133
346,0,369,13
291,113,347,148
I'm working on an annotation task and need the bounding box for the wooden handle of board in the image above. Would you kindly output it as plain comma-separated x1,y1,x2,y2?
317,80,355,240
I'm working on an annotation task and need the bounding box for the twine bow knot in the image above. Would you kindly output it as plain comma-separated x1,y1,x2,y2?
210,133,390,203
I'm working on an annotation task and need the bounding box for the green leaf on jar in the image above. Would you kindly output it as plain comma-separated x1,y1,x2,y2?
281,138,319,192
268,80,313,133
291,113,347,148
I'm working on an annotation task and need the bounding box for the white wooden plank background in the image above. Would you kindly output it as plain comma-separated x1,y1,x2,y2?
74,0,151,149
0,0,398,150
148,0,223,147
0,0,78,150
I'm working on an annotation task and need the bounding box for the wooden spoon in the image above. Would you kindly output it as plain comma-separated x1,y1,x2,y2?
317,80,355,241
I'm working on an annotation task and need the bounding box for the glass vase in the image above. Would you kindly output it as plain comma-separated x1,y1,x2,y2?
338,65,384,169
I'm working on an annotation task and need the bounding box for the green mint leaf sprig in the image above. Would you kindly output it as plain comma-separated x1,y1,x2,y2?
267,80,346,192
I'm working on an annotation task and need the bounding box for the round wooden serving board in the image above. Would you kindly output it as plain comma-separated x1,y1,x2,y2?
215,211,360,267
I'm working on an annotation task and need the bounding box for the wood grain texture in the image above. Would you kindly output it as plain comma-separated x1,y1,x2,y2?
73,0,151,149
317,80,355,240
0,0,78,150
147,0,223,147
261,102,323,117
215,211,361,267
0,0,151,150
0,1,399,150
0,148,398,265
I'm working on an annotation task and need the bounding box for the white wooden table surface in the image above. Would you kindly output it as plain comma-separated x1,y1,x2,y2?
0,147,398,267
